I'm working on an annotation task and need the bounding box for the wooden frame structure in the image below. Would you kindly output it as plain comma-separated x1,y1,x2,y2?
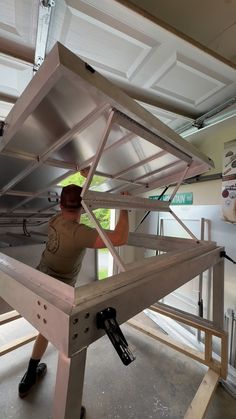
0,43,228,418
129,302,228,419
0,233,227,419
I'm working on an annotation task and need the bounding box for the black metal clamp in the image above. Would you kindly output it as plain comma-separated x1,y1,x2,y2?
97,307,135,366
0,121,5,137
85,63,95,74
220,251,236,264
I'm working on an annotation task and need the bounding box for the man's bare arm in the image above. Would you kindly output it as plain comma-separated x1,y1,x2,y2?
93,209,129,248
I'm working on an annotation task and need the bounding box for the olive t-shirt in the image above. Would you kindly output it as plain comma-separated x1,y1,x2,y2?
37,213,98,286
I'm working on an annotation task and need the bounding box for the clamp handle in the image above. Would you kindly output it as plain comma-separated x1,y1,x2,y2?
97,307,135,366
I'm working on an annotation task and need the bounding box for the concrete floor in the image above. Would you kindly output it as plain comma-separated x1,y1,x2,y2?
0,315,236,419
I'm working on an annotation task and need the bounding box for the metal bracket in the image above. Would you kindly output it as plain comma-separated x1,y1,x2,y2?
48,191,59,203
34,0,55,73
192,120,204,129
33,56,44,73
23,219,31,237
97,307,135,366
85,63,95,74
41,0,55,7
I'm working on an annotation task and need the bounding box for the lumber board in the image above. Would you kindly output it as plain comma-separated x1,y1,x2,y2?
183,369,219,419
0,332,37,356
0,310,21,325
128,318,205,365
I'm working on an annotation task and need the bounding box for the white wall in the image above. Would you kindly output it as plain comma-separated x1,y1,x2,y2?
132,115,236,317
189,115,236,177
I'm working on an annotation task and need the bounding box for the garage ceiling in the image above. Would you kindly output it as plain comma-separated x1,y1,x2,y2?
1,0,236,129
126,0,236,65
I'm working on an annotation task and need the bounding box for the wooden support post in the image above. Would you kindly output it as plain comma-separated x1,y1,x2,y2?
183,369,219,419
53,348,87,419
220,331,228,380
205,332,212,364
212,259,224,329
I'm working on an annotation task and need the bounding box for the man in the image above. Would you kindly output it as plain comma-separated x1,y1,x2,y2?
18,183,129,419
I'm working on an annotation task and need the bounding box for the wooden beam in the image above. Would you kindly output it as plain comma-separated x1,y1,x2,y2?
83,190,170,212
128,318,205,365
183,369,219,419
149,304,223,337
127,318,222,376
127,232,215,252
0,332,37,356
0,310,21,325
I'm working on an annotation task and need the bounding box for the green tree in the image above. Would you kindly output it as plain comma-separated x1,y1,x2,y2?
81,208,110,229
60,172,106,189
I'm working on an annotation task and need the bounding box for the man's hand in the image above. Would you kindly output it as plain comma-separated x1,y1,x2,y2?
80,166,91,178
121,191,131,196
